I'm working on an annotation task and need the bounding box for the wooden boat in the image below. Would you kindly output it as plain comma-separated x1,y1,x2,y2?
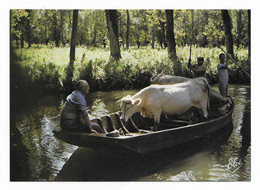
53,97,234,155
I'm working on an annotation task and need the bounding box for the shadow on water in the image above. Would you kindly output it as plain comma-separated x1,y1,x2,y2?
10,85,250,181
55,123,234,181
10,93,66,181
237,87,251,180
10,119,31,181
240,88,251,158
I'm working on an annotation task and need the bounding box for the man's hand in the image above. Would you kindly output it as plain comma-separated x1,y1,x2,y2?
91,130,98,133
81,114,93,133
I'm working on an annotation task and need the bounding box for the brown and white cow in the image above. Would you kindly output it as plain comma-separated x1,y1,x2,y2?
117,78,210,131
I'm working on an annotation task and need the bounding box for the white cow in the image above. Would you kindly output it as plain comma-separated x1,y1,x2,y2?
150,73,189,85
150,74,230,112
118,78,210,131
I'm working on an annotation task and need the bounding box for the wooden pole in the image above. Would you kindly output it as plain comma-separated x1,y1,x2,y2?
188,9,194,78
215,43,251,79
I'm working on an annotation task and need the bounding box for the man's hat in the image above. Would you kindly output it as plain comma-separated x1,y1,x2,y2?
197,57,204,61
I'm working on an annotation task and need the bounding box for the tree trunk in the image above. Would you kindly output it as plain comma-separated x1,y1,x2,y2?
53,11,60,47
159,20,167,49
20,15,26,48
93,24,97,47
221,10,234,58
60,10,65,46
236,10,242,48
44,10,49,45
25,10,32,48
64,10,79,92
105,10,121,61
248,10,251,61
144,13,148,45
126,10,130,49
151,25,155,49
70,10,78,64
165,10,177,60
165,10,181,75
21,28,24,48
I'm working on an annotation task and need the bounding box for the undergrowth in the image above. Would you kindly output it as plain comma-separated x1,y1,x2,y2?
12,45,250,94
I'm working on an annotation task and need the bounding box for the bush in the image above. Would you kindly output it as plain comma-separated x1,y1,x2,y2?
229,59,250,84
12,46,250,95
28,62,62,93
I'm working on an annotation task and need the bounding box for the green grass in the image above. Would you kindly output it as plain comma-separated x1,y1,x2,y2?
15,45,248,71
12,45,250,93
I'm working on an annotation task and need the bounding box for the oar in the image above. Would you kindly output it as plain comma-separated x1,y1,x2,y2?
215,43,251,79
188,10,194,78
188,45,192,78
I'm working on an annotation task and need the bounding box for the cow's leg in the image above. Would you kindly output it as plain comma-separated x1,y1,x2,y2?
153,111,161,131
193,103,208,121
200,101,208,120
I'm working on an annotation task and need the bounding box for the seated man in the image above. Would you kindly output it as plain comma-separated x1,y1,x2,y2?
60,80,104,133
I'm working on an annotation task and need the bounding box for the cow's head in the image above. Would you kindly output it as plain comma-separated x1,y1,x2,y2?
117,95,142,122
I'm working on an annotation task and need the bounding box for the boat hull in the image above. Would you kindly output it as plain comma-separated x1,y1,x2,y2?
53,98,234,154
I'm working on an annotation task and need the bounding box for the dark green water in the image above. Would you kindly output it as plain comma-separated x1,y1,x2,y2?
10,85,250,181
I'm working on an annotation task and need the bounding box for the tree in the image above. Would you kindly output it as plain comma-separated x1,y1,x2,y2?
146,10,158,49
165,10,181,75
151,25,155,49
44,10,50,45
248,10,251,61
10,9,250,53
16,11,28,48
236,10,243,48
20,18,25,48
105,10,121,61
60,10,66,46
70,10,79,64
165,10,177,60
203,10,224,46
221,10,234,58
25,10,32,48
10,10,31,48
196,10,209,47
158,10,166,49
126,10,130,49
52,11,59,47
64,9,78,91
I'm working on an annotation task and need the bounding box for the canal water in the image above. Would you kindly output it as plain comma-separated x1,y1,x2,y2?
10,85,251,181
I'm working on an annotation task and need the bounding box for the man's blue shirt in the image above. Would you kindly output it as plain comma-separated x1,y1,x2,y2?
61,90,88,120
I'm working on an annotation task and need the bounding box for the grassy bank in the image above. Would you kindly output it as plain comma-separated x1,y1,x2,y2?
12,45,250,94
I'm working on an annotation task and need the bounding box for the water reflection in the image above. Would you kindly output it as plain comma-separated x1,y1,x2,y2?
87,90,137,115
55,124,233,181
11,85,251,181
11,95,78,181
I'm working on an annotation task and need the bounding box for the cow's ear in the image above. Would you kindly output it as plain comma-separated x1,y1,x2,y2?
117,95,132,104
116,97,124,104
133,98,142,106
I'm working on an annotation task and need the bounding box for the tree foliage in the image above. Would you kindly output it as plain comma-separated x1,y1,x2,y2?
11,9,250,50
10,9,251,95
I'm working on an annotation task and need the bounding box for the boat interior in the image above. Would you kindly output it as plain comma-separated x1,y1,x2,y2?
91,105,230,136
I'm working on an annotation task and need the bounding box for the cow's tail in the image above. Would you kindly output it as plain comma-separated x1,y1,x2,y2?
150,69,166,84
150,73,162,84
